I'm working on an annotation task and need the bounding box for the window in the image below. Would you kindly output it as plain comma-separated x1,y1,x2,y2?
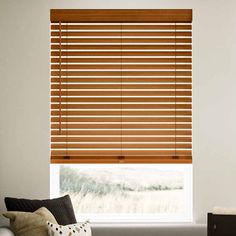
50,9,192,222
50,164,192,222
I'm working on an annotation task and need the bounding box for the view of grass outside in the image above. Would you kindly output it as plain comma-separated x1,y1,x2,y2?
59,164,191,220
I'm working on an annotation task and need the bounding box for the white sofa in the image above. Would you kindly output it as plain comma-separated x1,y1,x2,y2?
0,224,207,236
0,228,14,236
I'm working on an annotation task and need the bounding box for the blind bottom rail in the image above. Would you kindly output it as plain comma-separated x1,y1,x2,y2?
51,155,192,164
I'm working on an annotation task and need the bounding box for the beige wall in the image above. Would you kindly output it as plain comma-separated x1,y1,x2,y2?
1,0,236,225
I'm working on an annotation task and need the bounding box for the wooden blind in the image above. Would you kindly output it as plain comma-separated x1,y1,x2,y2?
50,9,192,164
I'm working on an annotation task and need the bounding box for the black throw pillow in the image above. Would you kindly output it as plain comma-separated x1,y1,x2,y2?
4,195,76,225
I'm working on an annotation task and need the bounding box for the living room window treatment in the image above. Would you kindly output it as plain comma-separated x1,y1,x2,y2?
50,9,192,164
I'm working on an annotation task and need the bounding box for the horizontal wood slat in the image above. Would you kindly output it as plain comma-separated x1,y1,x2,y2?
51,72,192,78
51,64,192,70
51,44,192,51
51,31,192,37
51,110,192,116
51,136,192,143
51,103,192,110
51,58,192,64
51,90,192,97
51,123,192,129
51,130,192,136
51,143,192,149
51,116,192,123
50,12,192,164
51,77,192,83
51,51,192,57
51,37,192,44
51,97,192,103
51,149,191,156
51,84,191,90
51,24,192,30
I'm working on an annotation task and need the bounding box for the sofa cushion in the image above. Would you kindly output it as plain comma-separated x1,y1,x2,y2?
4,195,76,225
2,207,57,236
47,220,91,236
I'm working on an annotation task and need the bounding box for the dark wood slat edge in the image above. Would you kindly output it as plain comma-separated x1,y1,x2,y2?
50,9,192,23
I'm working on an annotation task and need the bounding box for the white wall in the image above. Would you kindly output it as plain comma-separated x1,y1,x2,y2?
1,0,236,225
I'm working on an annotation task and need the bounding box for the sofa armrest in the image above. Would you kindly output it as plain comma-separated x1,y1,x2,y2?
0,227,14,236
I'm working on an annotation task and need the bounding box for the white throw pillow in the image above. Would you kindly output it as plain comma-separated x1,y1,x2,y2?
47,220,91,236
